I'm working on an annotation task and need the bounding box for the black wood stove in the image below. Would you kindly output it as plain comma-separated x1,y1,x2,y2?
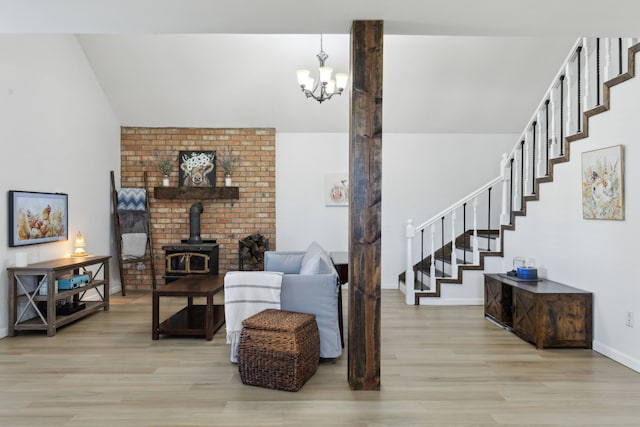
162,203,219,284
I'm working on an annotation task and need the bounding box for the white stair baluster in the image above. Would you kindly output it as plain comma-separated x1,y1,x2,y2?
566,60,573,137
550,85,557,158
524,132,530,196
405,219,415,305
604,38,612,81
472,197,479,264
583,38,592,111
430,224,436,289
450,211,457,279
513,149,520,211
536,111,543,179
500,153,510,227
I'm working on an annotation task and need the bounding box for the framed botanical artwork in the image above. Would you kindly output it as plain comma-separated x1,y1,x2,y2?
325,173,349,207
8,191,68,247
582,145,624,220
179,151,216,187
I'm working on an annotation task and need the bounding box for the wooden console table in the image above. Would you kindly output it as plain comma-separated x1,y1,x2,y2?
484,273,592,349
7,255,110,337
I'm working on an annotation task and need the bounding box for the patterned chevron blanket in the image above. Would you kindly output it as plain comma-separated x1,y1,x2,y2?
116,188,146,211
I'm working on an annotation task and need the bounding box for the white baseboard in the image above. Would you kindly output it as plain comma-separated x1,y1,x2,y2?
593,341,640,374
382,282,397,290
0,327,8,339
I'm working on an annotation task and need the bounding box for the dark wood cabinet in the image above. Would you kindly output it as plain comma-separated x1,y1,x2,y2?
484,275,513,327
512,287,536,343
484,274,592,349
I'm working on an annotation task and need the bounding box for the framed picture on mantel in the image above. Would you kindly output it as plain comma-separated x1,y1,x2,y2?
581,144,624,220
179,151,216,188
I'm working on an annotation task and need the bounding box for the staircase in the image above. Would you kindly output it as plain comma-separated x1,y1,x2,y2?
399,37,640,305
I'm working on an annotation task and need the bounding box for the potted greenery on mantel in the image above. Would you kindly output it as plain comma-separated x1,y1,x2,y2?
157,159,172,187
217,148,240,187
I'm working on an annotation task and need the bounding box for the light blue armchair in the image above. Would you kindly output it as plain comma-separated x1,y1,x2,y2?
264,244,342,359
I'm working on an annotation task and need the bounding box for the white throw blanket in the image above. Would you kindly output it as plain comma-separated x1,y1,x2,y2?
121,233,147,259
224,271,283,363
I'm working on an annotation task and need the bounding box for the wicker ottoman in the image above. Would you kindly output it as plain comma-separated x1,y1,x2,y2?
238,309,320,391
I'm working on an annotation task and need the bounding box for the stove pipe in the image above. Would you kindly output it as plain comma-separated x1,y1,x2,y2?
187,202,203,244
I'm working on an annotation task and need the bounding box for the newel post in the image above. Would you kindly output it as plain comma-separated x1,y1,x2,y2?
405,219,416,305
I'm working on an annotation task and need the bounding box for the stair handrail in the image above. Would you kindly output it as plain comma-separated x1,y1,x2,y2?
414,175,503,233
508,38,583,160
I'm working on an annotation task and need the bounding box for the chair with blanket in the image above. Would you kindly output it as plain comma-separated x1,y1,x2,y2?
110,171,157,296
224,241,342,362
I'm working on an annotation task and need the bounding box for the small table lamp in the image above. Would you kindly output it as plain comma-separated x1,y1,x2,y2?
72,231,88,257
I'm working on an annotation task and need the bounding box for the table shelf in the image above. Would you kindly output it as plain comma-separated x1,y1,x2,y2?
158,305,225,337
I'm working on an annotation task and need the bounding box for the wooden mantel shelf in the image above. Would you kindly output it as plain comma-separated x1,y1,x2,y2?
154,186,239,200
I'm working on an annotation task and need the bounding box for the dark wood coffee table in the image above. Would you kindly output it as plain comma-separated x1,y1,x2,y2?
152,275,225,341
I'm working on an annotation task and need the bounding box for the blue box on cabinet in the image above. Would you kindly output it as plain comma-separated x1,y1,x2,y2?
58,274,90,290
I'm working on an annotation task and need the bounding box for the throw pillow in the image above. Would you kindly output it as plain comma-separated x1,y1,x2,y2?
316,252,335,274
265,252,304,274
299,241,326,275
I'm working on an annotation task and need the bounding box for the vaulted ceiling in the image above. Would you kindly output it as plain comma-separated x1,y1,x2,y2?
3,0,639,133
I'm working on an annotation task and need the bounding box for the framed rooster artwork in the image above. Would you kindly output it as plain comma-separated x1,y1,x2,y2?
9,191,68,246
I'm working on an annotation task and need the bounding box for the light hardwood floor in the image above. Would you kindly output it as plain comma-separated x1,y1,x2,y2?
1,289,639,426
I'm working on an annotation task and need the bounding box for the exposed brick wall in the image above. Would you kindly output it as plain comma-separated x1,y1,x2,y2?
119,127,276,290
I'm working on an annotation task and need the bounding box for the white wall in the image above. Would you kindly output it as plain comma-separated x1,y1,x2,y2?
275,133,349,253
275,132,515,288
497,65,640,372
0,35,121,338
382,134,516,287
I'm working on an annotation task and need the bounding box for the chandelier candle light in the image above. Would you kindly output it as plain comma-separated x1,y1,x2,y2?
296,35,348,103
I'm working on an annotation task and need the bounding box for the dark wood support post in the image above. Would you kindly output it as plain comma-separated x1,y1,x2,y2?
348,19,383,391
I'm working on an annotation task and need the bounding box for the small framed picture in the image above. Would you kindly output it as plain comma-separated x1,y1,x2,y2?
581,145,624,220
325,173,349,207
